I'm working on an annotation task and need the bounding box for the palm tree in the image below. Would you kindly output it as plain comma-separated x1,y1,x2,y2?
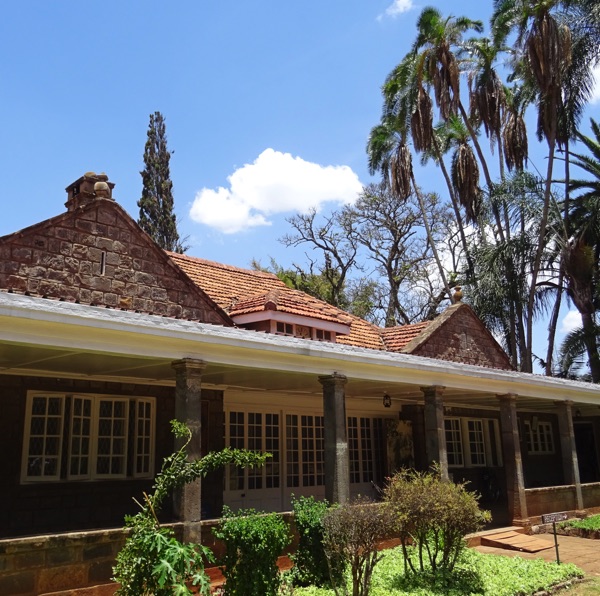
412,8,497,190
556,325,598,380
492,0,573,372
501,85,530,174
560,118,600,381
461,37,507,177
379,49,475,276
438,116,483,226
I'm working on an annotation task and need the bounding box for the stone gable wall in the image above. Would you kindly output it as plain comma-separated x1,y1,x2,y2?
0,200,226,324
412,310,512,370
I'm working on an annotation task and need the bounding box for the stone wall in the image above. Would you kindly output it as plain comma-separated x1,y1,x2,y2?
582,482,600,510
525,485,578,518
0,515,298,595
412,306,512,370
0,528,126,595
0,198,226,323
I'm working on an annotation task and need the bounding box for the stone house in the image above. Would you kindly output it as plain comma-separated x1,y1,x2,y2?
1,172,600,594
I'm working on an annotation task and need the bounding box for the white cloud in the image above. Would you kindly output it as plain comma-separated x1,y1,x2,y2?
189,149,362,234
377,0,414,21
591,64,600,104
560,310,582,334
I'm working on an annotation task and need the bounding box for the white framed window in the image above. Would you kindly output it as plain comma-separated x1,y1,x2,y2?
348,416,385,484
284,413,324,488
134,398,155,478
444,417,502,468
226,411,281,491
69,396,93,479
445,418,464,466
525,420,554,454
465,419,486,467
21,392,155,483
22,394,65,481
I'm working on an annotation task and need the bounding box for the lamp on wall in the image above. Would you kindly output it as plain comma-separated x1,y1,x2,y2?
383,392,392,408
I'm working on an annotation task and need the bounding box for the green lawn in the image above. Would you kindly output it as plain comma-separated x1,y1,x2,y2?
292,546,584,596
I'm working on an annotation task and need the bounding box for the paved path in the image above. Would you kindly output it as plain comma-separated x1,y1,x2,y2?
475,533,600,578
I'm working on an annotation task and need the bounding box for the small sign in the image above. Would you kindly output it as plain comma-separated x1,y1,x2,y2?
541,512,568,524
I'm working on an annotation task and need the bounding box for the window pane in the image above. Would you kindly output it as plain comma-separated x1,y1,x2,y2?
360,418,373,483
286,414,299,488
228,411,245,490
133,399,154,478
24,395,64,480
348,417,360,483
467,420,486,466
95,399,128,478
444,419,463,466
69,397,93,478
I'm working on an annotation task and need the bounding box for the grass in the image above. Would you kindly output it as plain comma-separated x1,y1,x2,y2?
292,546,584,596
562,577,600,595
563,514,600,532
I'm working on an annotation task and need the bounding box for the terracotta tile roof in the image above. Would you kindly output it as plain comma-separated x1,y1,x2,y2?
337,315,386,351
380,321,431,352
168,253,352,326
168,253,444,354
168,252,283,310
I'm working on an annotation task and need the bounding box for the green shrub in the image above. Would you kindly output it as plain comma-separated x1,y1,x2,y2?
322,497,392,596
288,496,332,587
563,513,600,531
213,506,291,596
383,467,490,575
113,420,269,595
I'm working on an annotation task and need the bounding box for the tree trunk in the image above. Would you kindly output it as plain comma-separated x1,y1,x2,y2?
582,312,600,383
525,139,556,373
545,270,563,376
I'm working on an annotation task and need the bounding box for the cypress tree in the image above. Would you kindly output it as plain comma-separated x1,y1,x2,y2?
137,112,186,253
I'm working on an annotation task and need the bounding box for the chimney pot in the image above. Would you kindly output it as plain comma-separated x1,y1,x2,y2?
65,172,115,211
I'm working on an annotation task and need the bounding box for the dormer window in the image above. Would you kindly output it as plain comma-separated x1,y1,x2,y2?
274,322,334,342
276,322,294,336
315,329,331,342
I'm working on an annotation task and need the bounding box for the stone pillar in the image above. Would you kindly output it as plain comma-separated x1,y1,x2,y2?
172,358,206,543
498,394,528,524
319,373,349,505
555,400,585,512
421,385,448,480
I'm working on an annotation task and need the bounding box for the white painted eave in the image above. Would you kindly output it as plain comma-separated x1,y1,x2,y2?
1,293,600,404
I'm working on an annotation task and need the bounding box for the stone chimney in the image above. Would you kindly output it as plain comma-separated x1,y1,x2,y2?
65,171,115,211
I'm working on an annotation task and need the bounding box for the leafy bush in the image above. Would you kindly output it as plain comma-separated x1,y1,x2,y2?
322,497,392,596
288,495,333,587
113,420,269,595
383,467,490,575
213,506,291,596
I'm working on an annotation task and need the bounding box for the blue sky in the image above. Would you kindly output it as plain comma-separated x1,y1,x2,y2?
1,0,599,347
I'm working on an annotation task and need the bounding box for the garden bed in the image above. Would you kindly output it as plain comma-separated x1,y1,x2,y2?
558,514,600,539
292,546,584,596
